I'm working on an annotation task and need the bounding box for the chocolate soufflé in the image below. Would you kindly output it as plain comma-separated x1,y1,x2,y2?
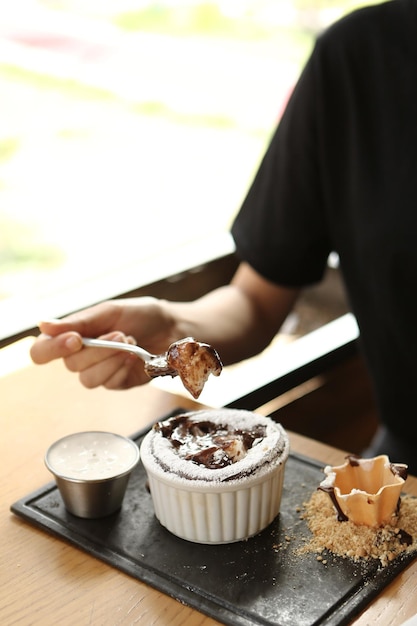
140,408,289,544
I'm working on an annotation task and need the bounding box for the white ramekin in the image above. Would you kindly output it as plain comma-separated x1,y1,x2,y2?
140,409,289,544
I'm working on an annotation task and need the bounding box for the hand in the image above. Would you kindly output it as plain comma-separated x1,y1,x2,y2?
30,298,177,390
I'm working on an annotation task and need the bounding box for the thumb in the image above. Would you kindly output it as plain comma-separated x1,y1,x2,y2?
30,330,83,364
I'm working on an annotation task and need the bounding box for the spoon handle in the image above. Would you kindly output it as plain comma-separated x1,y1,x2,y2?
81,337,154,362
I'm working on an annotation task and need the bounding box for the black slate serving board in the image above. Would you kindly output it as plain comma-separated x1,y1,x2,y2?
11,411,417,626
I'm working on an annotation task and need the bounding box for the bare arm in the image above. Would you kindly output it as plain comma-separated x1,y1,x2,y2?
167,262,300,364
30,262,299,390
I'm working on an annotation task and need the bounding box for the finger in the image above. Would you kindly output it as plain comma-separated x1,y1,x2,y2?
38,302,122,339
76,351,129,387
38,317,93,338
30,332,83,364
63,331,125,372
77,352,145,390
70,331,135,367
102,358,143,390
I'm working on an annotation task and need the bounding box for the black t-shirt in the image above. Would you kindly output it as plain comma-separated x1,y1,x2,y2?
231,0,417,438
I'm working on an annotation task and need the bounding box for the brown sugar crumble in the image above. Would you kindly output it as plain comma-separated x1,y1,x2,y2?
298,490,417,568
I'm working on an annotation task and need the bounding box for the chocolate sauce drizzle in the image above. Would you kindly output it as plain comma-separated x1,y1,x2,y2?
154,414,266,470
318,484,349,522
318,454,409,525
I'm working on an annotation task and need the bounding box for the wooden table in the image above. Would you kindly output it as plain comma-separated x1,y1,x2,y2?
1,339,417,626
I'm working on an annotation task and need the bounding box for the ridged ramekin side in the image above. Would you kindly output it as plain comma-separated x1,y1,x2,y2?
145,462,287,544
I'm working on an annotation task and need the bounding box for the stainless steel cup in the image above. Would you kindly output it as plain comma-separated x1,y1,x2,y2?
45,431,140,519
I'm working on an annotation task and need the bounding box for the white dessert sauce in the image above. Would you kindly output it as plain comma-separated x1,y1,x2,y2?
46,432,139,480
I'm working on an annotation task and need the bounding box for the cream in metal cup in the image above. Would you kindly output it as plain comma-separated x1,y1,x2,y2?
45,431,140,519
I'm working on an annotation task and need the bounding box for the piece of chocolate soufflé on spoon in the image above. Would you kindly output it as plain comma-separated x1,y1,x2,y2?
144,337,223,399
81,335,223,399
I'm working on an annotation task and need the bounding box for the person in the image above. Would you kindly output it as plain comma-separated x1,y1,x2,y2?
30,0,417,473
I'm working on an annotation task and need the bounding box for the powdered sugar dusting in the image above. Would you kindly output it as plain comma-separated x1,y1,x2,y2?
140,409,289,486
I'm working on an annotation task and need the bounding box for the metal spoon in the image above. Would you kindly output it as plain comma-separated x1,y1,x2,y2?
81,337,177,377
81,337,155,362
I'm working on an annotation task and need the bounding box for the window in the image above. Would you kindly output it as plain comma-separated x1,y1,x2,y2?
0,0,377,343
